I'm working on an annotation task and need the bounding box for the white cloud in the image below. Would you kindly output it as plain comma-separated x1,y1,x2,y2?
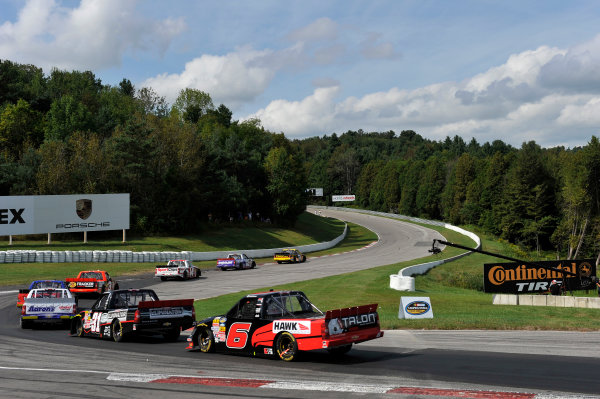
360,33,400,60
141,46,287,108
0,0,184,71
245,35,600,148
250,86,340,135
287,17,338,43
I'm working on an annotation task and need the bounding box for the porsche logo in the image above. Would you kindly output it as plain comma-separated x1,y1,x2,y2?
76,199,92,220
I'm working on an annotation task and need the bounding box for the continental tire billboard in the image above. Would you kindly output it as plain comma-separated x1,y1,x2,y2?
0,194,129,235
484,259,596,294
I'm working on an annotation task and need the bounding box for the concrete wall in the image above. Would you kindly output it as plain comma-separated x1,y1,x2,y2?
493,294,600,309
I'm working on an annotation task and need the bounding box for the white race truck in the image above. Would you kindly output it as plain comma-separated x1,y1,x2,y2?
155,259,201,281
20,288,77,329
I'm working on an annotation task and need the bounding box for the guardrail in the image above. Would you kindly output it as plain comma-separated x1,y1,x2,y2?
307,206,481,292
0,221,347,263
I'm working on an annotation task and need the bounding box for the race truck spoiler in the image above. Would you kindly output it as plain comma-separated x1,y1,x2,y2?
323,303,382,345
137,299,195,309
216,258,235,266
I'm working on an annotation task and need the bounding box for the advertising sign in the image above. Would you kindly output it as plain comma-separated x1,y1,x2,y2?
0,194,129,235
306,188,323,197
332,195,355,202
483,259,596,294
398,297,433,319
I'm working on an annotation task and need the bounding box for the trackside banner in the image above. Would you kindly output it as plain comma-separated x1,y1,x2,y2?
332,195,355,202
0,194,129,235
483,259,596,294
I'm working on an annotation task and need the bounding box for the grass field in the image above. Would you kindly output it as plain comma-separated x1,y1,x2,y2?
192,224,600,331
0,212,345,252
0,213,374,286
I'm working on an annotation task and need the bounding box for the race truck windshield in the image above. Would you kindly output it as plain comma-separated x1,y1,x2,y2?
80,272,103,279
32,281,63,289
264,293,322,318
31,290,67,298
114,291,158,307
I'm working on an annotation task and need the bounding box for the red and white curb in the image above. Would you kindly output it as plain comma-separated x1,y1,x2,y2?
106,373,598,398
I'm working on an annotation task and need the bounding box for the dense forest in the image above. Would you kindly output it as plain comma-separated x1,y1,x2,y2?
1,59,599,262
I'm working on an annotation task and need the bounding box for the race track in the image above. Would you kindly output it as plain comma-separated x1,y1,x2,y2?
1,210,600,399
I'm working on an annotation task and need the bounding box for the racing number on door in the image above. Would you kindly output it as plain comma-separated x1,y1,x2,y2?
90,312,102,333
226,322,252,349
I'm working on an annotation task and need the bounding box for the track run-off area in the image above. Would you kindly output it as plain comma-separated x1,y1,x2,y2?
1,208,600,398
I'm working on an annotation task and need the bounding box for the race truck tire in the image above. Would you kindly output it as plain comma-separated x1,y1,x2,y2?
277,261,282,264
183,271,188,280
111,320,125,342
198,327,216,353
163,327,181,342
275,332,298,362
327,344,352,356
301,255,306,263
113,283,119,290
196,268,201,278
72,317,84,337
160,276,167,281
20,318,32,329
251,261,256,269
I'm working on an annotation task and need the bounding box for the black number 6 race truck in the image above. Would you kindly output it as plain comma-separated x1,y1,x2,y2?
70,289,195,342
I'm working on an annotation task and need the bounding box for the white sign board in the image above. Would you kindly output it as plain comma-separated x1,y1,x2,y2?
0,194,129,235
398,296,434,319
307,188,324,197
332,195,355,202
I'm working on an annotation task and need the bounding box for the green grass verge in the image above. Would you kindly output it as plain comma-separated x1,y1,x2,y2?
0,214,370,286
0,212,345,252
193,224,600,331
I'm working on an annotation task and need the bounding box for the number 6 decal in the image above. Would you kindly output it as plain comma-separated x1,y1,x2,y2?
226,322,252,349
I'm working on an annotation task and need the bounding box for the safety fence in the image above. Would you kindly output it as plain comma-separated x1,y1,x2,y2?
307,206,480,292
0,223,347,263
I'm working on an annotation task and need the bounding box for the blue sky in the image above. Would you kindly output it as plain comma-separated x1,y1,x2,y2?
1,0,599,148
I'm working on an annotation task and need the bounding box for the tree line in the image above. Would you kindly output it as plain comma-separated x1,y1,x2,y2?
2,59,598,264
296,130,600,263
0,60,307,233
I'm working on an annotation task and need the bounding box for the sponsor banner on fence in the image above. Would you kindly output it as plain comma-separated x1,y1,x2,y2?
484,259,596,294
332,195,355,202
0,194,129,235
398,297,433,319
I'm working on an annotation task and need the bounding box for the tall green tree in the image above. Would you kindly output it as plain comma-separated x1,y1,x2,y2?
264,146,307,226
172,88,214,124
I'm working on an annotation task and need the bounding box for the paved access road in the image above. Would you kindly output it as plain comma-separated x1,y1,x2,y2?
1,209,600,398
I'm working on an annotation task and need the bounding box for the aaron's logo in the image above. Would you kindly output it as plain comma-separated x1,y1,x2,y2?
76,199,92,220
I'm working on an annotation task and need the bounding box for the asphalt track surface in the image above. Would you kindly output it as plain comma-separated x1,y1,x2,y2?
1,209,600,398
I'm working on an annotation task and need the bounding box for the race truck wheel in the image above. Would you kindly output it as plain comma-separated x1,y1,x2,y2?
72,317,84,337
160,276,167,281
251,261,256,269
327,344,352,356
183,271,188,280
275,332,298,361
276,261,282,264
113,283,119,290
111,320,125,342
198,327,215,353
20,318,31,329
163,327,181,342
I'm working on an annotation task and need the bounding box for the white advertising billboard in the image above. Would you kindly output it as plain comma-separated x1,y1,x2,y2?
0,194,129,235
332,195,355,202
